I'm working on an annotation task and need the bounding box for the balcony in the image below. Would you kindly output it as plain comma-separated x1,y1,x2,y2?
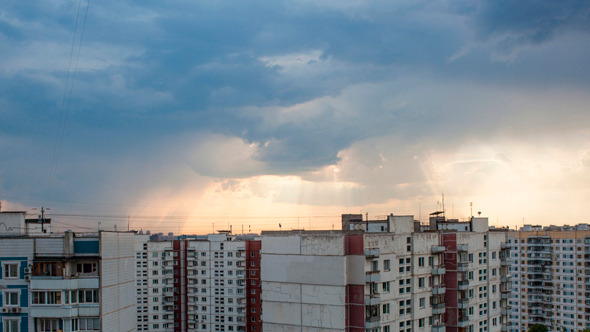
432,286,446,295
432,303,445,314
458,280,469,291
501,308,509,315
365,271,381,283
457,317,470,328
458,298,469,309
30,278,99,290
30,304,99,318
501,275,511,283
365,294,380,306
501,243,510,249
431,245,445,253
432,325,445,332
457,244,468,252
365,248,380,258
365,315,380,329
457,262,469,272
432,267,446,275
501,325,508,332
501,257,512,266
501,292,510,300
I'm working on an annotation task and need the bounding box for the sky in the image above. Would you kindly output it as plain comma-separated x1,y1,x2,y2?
1,0,590,233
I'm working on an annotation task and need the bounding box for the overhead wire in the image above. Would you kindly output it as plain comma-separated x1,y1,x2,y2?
44,0,91,206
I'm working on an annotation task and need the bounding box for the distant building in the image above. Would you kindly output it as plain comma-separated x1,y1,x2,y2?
508,224,590,332
0,211,136,332
261,213,510,332
134,232,261,332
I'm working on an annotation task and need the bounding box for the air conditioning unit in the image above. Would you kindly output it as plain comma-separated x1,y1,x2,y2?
11,307,21,313
24,267,31,274
1,308,8,313
24,275,31,282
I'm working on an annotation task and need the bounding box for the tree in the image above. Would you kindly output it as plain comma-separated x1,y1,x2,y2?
528,324,548,332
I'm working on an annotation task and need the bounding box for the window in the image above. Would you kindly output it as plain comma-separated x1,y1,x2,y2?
4,319,19,332
4,263,18,279
418,257,425,267
36,318,59,332
33,262,63,277
78,290,99,303
76,262,97,274
419,277,425,288
79,317,100,331
382,282,390,293
382,303,390,314
384,259,390,271
419,297,425,308
32,291,62,305
4,291,19,306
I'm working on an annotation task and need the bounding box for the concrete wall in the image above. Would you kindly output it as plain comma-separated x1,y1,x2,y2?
262,233,348,331
100,231,136,332
0,212,25,236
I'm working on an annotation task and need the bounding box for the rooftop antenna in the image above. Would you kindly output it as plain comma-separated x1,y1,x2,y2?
127,216,130,232
470,202,473,219
442,193,445,217
279,223,282,230
36,207,50,233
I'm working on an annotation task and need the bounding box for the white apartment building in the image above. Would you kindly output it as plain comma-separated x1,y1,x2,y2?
0,211,136,332
508,224,590,332
261,213,510,332
134,232,262,332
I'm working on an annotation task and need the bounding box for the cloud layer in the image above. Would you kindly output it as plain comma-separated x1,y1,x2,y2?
1,0,590,231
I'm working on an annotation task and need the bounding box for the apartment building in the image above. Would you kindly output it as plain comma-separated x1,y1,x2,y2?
508,224,590,332
0,211,136,332
261,213,510,332
134,232,261,332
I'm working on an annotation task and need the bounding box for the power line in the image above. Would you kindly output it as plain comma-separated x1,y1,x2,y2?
44,0,91,205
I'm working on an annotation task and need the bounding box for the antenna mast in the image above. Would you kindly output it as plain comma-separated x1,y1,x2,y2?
441,193,445,217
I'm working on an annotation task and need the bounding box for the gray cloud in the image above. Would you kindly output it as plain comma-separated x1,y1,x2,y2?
1,0,590,216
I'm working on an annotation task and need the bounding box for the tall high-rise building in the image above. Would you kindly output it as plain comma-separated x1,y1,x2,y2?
507,224,590,332
134,232,261,332
261,213,510,332
0,211,136,332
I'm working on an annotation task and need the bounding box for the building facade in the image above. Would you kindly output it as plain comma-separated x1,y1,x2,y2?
134,233,261,332
507,224,590,332
0,211,136,332
261,213,510,332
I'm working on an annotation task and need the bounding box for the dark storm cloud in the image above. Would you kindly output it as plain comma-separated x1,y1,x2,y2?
1,0,590,210
469,0,590,57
